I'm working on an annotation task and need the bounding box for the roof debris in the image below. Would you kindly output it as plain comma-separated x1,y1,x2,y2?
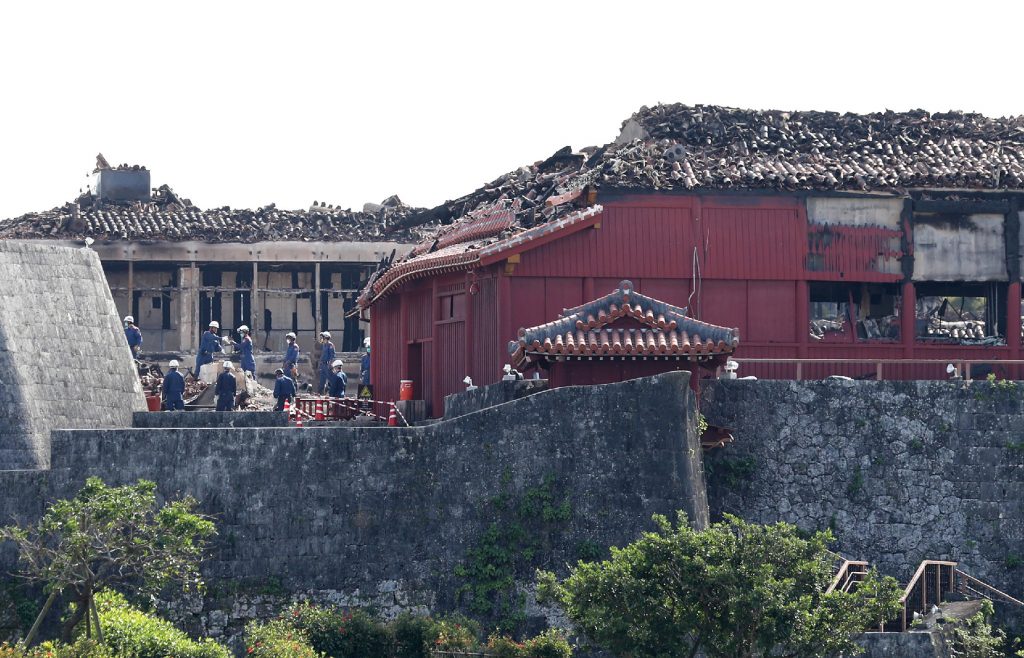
0,187,435,243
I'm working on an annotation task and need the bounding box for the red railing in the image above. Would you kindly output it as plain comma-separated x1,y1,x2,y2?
292,396,404,424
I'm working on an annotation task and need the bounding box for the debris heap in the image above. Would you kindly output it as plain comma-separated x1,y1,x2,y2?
0,187,435,244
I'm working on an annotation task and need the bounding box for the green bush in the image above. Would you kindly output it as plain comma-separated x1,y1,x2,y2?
520,629,571,658
391,613,436,658
33,639,114,658
286,603,392,658
428,615,479,651
486,634,525,658
245,619,321,658
94,590,230,658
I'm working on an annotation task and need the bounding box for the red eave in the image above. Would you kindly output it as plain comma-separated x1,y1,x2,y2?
478,205,603,266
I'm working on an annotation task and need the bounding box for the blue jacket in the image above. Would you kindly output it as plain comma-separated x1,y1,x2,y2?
284,342,299,369
328,370,348,398
360,353,371,385
233,336,256,372
163,370,185,401
215,371,236,398
197,331,223,368
125,326,142,350
319,341,336,371
273,375,296,400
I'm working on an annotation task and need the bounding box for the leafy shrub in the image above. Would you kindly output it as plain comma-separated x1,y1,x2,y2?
95,591,230,658
429,615,479,651
286,603,392,658
34,639,114,658
486,634,525,658
521,629,571,658
391,613,436,658
245,619,320,658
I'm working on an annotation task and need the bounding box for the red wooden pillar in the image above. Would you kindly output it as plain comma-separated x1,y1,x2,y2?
901,281,916,360
796,279,809,360
1008,281,1021,379
465,273,475,382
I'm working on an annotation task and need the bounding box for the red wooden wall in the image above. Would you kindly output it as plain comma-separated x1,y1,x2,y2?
370,193,1022,415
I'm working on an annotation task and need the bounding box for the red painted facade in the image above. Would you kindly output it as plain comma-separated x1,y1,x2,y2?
369,193,1022,416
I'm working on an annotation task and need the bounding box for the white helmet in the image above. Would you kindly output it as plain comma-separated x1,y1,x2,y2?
209,320,220,329
124,315,134,323
320,331,332,339
238,325,249,333
168,359,179,368
332,359,344,368
363,337,371,348
285,332,296,340
223,361,233,369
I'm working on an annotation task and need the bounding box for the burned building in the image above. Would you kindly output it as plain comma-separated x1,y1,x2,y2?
0,161,432,380
359,104,1024,414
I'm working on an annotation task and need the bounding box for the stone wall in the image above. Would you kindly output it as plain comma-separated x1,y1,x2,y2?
701,379,1024,603
0,241,146,469
4,372,705,641
443,379,548,418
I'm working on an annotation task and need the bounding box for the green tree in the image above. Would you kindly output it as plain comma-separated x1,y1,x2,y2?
0,477,215,646
538,513,902,658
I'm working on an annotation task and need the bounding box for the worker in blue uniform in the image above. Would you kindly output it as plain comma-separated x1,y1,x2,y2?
328,359,348,398
215,361,237,411
162,359,186,411
360,337,371,386
196,320,223,371
284,332,300,383
124,316,143,357
318,331,336,394
232,325,256,377
273,367,296,411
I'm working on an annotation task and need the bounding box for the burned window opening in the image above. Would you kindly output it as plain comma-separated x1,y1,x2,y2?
809,282,900,341
915,282,1005,344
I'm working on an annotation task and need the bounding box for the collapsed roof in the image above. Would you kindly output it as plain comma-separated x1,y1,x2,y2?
0,185,434,244
361,103,1024,308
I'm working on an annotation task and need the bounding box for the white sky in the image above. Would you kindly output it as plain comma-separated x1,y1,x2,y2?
1,0,1021,220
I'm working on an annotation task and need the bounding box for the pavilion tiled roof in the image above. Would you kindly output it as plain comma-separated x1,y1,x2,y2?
508,280,739,366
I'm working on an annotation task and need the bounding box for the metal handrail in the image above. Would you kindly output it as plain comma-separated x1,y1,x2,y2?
731,358,1024,381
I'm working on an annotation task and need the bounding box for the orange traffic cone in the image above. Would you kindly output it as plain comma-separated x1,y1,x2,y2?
315,399,325,421
388,403,398,427
283,399,291,418
295,417,303,428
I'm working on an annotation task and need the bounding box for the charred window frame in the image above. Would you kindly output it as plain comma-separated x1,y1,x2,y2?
915,282,1005,343
809,282,900,341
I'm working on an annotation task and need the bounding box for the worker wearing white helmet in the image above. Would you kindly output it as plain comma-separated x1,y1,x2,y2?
124,316,142,357
284,332,300,383
318,331,336,394
196,320,223,370
162,359,185,411
231,325,256,376
360,336,371,387
328,358,348,398
215,361,237,411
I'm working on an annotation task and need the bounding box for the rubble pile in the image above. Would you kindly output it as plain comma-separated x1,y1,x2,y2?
597,104,1024,192
390,145,593,233
0,189,435,244
394,104,1024,239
